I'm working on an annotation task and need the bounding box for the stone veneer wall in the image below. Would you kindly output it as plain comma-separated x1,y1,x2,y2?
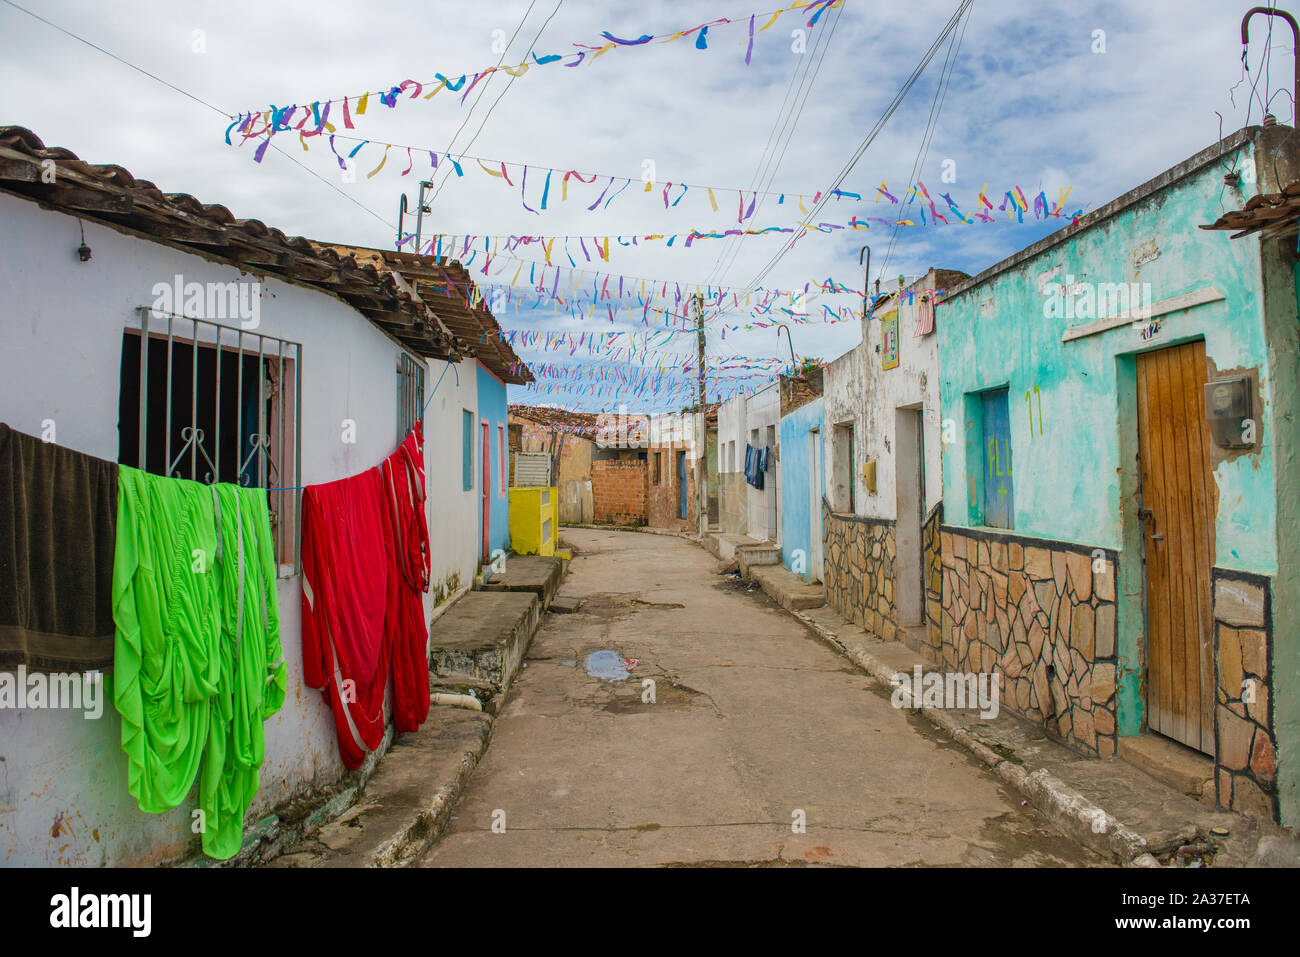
939,526,1119,758
1212,570,1278,822
922,504,943,656
822,501,898,641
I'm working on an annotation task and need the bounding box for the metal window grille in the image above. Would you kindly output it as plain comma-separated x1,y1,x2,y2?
127,307,303,571
396,352,426,443
462,410,474,490
498,423,506,495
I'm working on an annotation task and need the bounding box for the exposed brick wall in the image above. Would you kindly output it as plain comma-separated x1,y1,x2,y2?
591,457,647,525
646,445,698,530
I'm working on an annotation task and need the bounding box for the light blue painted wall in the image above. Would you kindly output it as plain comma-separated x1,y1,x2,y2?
779,397,824,580
476,362,510,558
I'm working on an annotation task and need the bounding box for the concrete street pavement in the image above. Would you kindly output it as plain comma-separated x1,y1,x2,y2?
419,528,1102,867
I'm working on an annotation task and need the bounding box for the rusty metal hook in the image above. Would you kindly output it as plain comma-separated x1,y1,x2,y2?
776,324,798,372
859,245,870,318
1242,6,1300,122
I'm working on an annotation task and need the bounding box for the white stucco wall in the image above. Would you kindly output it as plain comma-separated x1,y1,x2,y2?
821,272,946,521
716,393,748,535
823,343,869,514
745,384,781,542
423,357,480,601
718,394,747,475
0,191,477,865
855,271,946,521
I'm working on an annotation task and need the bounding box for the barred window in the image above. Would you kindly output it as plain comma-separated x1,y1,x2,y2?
497,424,506,497
396,352,425,444
462,410,474,490
118,308,302,572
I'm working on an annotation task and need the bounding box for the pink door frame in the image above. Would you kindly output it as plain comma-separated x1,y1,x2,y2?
481,420,491,562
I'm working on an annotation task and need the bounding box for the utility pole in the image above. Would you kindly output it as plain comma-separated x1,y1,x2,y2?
695,291,706,411
414,180,434,256
695,290,707,533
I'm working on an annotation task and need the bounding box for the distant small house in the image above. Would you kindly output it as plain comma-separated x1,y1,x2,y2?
508,405,600,523
644,409,704,532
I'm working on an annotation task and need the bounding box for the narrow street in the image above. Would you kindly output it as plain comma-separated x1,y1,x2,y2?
420,529,1101,867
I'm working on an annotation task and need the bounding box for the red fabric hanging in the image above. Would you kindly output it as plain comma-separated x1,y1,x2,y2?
300,468,393,770
381,421,431,732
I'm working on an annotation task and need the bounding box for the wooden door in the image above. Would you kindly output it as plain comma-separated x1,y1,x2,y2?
1136,340,1215,753
677,450,688,518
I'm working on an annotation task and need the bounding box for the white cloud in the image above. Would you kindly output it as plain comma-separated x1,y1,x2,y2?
1,0,1289,409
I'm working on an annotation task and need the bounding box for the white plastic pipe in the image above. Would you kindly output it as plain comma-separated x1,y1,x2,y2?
430,692,483,712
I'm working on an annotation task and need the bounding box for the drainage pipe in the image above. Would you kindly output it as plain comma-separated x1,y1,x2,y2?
430,692,483,712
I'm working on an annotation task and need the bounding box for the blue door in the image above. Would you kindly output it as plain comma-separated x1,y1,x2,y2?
981,388,1013,528
678,451,688,518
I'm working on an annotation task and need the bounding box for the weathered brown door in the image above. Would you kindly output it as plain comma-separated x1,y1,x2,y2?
1136,340,1216,753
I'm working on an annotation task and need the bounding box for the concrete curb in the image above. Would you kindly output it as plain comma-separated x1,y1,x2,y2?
366,712,497,868
790,607,1152,865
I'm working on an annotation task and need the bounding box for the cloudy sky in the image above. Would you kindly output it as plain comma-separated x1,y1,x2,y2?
1,0,1294,410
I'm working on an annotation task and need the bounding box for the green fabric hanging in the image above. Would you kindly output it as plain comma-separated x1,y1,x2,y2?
112,466,287,860
200,482,287,858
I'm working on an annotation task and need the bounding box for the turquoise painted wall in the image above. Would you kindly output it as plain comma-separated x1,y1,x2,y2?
476,362,510,559
936,141,1283,747
938,146,1274,572
779,397,824,580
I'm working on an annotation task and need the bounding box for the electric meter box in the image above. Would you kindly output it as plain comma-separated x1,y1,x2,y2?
1204,375,1254,449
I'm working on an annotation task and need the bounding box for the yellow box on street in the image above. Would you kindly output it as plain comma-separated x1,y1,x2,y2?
509,486,558,556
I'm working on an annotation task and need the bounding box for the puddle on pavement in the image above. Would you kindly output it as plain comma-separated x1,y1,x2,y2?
586,650,632,682
603,680,704,715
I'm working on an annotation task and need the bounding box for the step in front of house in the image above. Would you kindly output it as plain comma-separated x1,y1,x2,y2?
705,532,759,561
426,590,540,710
737,542,781,578
260,589,544,868
750,563,826,611
265,708,494,868
1118,732,1215,798
478,554,564,609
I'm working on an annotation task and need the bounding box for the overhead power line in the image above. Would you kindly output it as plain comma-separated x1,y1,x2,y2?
426,0,560,209
735,0,976,305
0,0,393,233
875,1,971,286
705,0,845,290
